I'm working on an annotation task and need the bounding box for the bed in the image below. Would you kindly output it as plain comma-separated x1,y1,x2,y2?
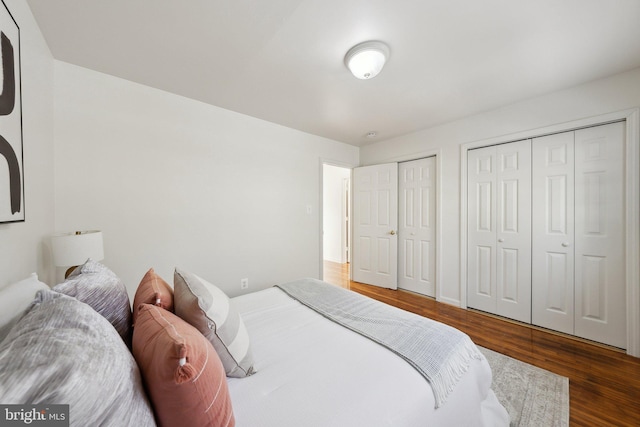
0,262,509,427
227,283,508,427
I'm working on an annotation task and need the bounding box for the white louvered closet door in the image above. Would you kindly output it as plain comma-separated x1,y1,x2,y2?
467,140,531,322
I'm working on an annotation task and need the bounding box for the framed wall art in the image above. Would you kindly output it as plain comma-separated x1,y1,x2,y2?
0,0,23,223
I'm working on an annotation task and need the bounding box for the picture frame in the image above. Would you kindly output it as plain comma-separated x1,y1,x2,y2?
0,0,24,223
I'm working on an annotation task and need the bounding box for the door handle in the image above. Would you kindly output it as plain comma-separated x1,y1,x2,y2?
389,230,396,235
498,238,504,243
561,242,570,247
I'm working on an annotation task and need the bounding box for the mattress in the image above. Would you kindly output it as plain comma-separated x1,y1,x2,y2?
227,287,509,426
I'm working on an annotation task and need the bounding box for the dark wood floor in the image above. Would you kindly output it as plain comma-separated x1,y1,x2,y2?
323,261,640,427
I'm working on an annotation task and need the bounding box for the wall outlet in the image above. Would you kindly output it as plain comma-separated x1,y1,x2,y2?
240,278,249,290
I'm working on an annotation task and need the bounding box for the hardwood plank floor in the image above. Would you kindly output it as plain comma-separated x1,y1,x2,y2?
323,261,640,426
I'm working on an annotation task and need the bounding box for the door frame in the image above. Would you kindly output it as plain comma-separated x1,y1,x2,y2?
319,159,356,281
459,108,640,357
358,149,443,301
342,176,350,263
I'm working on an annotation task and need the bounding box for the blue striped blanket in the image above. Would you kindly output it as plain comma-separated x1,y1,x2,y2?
275,278,482,408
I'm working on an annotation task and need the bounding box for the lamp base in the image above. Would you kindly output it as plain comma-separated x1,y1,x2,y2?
64,266,78,279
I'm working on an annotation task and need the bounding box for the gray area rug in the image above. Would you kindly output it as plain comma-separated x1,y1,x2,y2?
479,346,569,427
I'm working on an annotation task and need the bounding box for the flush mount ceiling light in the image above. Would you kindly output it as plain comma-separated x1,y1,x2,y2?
344,41,390,80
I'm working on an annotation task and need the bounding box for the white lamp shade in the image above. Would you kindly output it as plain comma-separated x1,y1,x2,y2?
51,230,104,267
345,41,390,79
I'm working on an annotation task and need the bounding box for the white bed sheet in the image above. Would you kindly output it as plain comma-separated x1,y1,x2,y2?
227,288,508,427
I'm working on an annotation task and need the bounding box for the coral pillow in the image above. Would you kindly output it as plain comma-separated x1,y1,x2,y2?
133,304,235,427
132,268,174,324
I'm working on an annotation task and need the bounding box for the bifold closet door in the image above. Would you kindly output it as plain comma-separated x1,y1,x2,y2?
532,122,626,348
467,140,531,322
531,131,575,335
398,157,436,297
495,141,531,322
468,146,497,314
573,123,625,348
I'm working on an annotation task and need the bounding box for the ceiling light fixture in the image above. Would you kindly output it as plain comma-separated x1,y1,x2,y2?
365,131,378,139
344,41,389,80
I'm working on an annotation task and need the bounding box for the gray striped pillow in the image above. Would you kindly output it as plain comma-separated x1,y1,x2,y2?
174,268,255,378
54,259,132,345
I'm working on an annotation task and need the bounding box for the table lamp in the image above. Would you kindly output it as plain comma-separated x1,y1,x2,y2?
51,230,104,278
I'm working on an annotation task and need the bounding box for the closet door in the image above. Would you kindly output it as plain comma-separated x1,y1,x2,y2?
574,122,626,348
468,140,531,321
467,146,497,314
495,141,531,323
398,157,436,297
532,132,575,334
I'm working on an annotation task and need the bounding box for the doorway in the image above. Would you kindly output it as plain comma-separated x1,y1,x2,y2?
322,164,351,287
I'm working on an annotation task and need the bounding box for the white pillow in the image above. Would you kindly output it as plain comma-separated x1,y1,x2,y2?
0,273,49,341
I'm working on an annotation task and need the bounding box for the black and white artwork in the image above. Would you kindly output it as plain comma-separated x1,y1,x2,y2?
0,0,23,223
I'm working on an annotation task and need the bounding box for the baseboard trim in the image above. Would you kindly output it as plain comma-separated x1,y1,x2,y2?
467,308,626,354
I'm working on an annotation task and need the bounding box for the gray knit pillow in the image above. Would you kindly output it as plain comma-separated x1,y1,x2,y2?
0,290,156,426
54,259,132,344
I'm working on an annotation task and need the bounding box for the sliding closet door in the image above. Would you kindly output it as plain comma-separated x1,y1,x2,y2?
532,132,575,335
574,122,626,348
495,141,531,323
398,157,436,297
467,146,497,314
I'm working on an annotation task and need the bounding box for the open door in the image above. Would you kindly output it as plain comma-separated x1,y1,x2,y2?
352,163,398,289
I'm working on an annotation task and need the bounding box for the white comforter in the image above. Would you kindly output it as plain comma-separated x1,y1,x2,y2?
227,287,509,427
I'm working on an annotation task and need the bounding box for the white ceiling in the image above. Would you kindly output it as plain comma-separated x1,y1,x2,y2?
26,0,640,146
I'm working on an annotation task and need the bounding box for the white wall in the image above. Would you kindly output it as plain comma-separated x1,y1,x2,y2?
323,164,350,263
0,0,54,286
53,61,359,297
361,67,640,306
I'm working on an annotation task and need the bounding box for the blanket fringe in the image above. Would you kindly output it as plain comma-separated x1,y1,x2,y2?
430,339,482,408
